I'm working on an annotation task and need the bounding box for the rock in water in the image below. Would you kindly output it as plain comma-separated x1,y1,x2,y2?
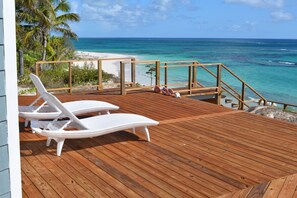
246,106,297,124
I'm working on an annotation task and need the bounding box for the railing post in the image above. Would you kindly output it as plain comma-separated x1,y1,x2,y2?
131,58,136,87
35,63,40,96
35,63,39,76
164,63,168,87
240,82,245,110
263,100,267,106
120,61,126,95
188,65,193,95
69,62,72,94
97,59,103,91
215,64,222,105
192,62,197,89
284,104,288,111
155,61,160,87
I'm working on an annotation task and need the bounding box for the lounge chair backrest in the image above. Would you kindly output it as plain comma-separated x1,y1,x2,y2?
42,92,87,129
30,73,47,95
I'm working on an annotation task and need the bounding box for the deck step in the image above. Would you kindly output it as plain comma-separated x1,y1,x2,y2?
231,103,239,108
225,99,233,103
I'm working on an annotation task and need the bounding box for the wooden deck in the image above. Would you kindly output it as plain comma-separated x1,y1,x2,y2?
19,92,297,197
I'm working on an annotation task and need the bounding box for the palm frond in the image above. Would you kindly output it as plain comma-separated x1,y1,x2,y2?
56,13,80,22
55,0,71,12
54,27,78,40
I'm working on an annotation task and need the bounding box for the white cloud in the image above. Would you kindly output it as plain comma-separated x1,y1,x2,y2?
224,0,284,8
271,11,294,21
230,25,241,32
79,0,196,29
81,0,146,27
229,21,257,32
152,0,172,11
224,0,295,23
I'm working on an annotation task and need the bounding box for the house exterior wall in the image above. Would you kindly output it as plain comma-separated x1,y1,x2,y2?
0,0,22,197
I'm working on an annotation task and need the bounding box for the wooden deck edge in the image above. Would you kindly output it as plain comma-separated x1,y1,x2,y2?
217,173,297,198
159,110,242,125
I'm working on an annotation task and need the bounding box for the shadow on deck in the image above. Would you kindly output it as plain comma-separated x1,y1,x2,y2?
19,92,297,197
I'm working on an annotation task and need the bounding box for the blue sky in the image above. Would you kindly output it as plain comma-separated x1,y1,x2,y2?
69,0,297,39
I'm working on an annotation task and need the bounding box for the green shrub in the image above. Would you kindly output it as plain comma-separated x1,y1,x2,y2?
38,62,115,88
18,62,115,90
71,63,98,86
18,68,34,87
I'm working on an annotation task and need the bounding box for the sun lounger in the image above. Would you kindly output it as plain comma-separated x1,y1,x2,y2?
31,92,159,156
19,73,119,126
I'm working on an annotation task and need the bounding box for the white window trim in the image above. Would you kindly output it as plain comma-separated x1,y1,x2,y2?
3,0,22,197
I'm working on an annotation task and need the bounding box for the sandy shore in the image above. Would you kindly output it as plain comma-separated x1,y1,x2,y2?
74,51,136,77
74,51,152,85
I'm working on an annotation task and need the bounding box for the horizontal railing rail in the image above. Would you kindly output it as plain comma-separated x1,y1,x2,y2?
264,100,297,111
35,57,136,93
158,60,268,109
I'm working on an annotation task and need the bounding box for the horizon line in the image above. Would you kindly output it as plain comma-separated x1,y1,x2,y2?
75,37,297,40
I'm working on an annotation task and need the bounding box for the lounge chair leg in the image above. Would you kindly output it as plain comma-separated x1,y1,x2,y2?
25,120,29,127
99,110,109,115
56,138,65,156
144,127,150,142
46,138,52,146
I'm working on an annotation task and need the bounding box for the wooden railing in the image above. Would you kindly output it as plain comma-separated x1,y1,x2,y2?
35,57,135,93
195,62,268,110
264,100,297,111
119,60,160,95
35,58,296,111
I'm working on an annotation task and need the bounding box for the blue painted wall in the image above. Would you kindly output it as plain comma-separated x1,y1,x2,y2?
0,0,11,196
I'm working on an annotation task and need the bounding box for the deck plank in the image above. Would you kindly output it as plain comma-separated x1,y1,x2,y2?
21,170,43,197
21,157,63,197
278,174,297,198
22,143,87,197
62,144,141,198
262,176,286,198
93,136,217,197
67,139,160,198
19,92,297,197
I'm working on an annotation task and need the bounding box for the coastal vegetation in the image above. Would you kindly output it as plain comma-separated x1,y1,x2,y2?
15,0,114,92
16,0,79,69
145,64,156,86
37,63,114,89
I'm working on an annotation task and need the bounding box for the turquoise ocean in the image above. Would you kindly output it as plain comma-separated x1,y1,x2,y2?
73,38,297,105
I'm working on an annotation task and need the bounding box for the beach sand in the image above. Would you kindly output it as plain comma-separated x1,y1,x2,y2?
74,51,151,85
74,51,135,77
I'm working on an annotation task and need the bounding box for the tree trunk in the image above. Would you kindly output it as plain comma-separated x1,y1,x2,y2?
18,49,24,76
150,76,153,86
41,34,47,61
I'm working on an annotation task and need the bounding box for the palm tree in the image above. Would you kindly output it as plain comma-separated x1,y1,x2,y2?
16,0,80,61
145,64,156,86
15,0,38,75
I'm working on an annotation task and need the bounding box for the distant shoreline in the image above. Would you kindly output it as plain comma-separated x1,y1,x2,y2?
74,51,136,77
74,51,151,85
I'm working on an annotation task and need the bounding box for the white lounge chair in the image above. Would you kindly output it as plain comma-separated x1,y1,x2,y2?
19,73,119,126
31,92,159,156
